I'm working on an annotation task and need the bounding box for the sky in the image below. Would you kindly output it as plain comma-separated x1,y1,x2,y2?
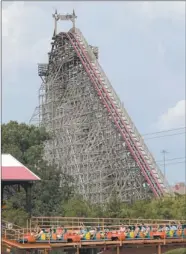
2,1,186,185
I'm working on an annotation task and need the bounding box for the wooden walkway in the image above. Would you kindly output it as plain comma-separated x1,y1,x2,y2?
2,237,186,254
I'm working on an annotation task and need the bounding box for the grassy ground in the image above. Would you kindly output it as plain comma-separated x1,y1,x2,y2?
165,248,186,254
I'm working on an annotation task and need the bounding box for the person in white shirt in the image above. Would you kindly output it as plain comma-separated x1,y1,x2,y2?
119,224,126,232
171,225,177,231
141,224,146,232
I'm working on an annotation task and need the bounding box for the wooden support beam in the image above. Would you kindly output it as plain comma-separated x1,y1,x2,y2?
1,184,4,205
117,246,120,254
22,182,33,218
44,249,48,254
77,246,80,254
158,245,161,254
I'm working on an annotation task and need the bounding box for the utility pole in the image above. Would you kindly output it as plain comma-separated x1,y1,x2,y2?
161,150,168,179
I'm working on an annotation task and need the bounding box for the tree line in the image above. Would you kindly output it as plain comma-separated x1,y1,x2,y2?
2,121,186,226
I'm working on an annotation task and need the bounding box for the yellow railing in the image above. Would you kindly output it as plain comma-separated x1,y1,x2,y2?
2,217,186,241
30,217,186,230
2,228,25,241
2,220,23,230
2,220,25,242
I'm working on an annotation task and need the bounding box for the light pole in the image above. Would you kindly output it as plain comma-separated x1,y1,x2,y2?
161,150,168,179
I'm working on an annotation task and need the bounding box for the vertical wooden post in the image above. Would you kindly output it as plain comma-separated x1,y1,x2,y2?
27,219,28,233
30,218,32,233
102,218,104,231
77,246,80,254
117,246,120,254
23,183,32,218
158,245,161,254
1,184,4,206
27,183,32,218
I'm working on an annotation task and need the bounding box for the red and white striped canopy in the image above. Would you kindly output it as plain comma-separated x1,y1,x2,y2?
1,154,40,181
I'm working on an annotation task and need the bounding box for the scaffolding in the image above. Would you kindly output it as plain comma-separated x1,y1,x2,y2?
30,11,173,203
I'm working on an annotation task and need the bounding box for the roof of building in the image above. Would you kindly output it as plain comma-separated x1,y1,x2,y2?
1,154,41,181
172,182,186,195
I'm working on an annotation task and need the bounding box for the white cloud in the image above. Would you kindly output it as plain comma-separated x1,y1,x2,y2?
2,1,184,76
140,1,185,21
2,2,50,79
156,100,185,130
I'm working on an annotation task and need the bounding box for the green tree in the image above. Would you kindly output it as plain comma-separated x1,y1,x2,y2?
2,121,186,224
2,121,73,220
62,195,93,217
105,191,123,218
2,200,28,227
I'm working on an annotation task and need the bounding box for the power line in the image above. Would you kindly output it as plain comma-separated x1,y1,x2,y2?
145,132,185,140
142,127,186,137
156,157,186,163
158,161,185,166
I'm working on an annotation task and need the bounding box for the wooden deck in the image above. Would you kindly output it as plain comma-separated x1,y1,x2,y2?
2,218,186,253
2,237,186,254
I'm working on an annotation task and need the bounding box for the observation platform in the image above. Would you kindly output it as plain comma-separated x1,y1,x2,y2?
2,217,186,254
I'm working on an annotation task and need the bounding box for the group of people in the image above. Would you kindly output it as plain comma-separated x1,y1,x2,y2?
30,221,183,241
119,222,181,234
31,225,65,239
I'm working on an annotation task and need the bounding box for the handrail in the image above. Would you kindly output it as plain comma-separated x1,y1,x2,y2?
2,220,26,242
30,217,186,226
2,220,23,229
31,216,186,221
2,228,25,241
71,28,172,194
2,218,185,248
2,220,186,248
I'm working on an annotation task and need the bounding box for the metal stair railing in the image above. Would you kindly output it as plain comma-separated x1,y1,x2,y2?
65,32,162,197
2,220,23,230
30,216,186,228
72,29,171,194
2,220,25,242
